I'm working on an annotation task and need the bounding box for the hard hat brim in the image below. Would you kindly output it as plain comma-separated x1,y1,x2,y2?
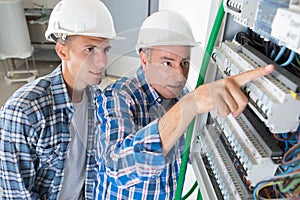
45,32,124,43
135,41,201,54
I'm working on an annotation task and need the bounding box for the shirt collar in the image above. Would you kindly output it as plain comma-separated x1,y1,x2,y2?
49,65,73,111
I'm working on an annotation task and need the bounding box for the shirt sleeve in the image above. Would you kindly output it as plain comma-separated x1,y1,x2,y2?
96,89,166,188
0,104,39,199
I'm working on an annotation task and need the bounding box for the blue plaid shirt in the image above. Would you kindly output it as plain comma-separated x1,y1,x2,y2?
95,66,187,199
0,65,99,199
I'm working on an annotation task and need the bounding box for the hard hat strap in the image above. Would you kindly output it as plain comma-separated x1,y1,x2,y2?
50,33,69,43
61,34,67,41
50,34,58,43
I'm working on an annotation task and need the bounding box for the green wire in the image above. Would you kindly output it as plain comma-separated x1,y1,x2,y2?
182,181,198,200
295,54,300,66
279,173,300,193
175,119,195,200
197,189,203,200
174,1,225,199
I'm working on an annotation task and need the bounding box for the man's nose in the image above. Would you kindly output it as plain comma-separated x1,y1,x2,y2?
94,49,108,66
174,62,184,75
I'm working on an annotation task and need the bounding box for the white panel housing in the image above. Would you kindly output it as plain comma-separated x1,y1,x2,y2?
271,8,300,54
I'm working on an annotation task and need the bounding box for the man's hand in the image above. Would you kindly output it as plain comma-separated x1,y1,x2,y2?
194,64,275,117
159,64,274,155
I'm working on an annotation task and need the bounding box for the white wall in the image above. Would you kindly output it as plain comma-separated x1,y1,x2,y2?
101,0,158,58
101,0,159,77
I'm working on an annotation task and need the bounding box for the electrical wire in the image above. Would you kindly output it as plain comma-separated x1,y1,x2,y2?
270,49,276,58
235,31,253,45
249,29,264,47
296,53,300,66
182,181,198,200
274,46,286,62
282,142,300,165
263,188,272,199
233,29,282,59
270,43,279,59
253,170,300,200
278,125,300,166
280,165,300,176
233,32,237,41
274,131,299,154
273,132,298,141
197,189,203,200
256,125,300,200
263,41,272,58
281,51,295,67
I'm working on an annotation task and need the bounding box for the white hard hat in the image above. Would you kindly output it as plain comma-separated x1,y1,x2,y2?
136,10,198,52
45,0,120,42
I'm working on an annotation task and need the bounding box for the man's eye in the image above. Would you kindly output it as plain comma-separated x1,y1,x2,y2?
162,61,171,66
181,60,190,68
85,47,94,52
104,46,111,54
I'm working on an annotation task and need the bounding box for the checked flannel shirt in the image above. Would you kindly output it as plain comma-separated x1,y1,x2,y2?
94,66,187,200
0,65,99,199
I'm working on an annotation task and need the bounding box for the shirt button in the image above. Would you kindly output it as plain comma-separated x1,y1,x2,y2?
157,98,162,103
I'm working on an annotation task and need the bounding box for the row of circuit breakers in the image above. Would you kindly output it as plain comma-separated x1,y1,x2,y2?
194,0,300,200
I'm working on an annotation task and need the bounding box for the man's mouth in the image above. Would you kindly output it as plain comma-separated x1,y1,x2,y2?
89,71,103,76
167,82,185,88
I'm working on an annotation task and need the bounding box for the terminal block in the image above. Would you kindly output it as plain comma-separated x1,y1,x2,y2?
196,107,282,199
201,125,248,200
213,41,300,133
210,111,280,186
199,117,279,200
223,0,259,27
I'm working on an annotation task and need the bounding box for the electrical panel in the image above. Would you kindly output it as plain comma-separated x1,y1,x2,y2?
191,0,300,199
223,0,260,27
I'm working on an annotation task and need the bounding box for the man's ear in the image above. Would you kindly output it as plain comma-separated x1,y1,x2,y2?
55,43,69,60
139,50,148,66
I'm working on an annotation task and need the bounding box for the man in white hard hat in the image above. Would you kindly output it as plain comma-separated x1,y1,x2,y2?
0,0,118,199
94,10,274,199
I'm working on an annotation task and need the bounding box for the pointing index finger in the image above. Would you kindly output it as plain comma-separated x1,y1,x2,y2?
233,64,275,87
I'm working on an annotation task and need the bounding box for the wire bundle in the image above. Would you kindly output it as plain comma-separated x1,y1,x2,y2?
253,168,300,199
234,30,300,77
253,126,300,199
